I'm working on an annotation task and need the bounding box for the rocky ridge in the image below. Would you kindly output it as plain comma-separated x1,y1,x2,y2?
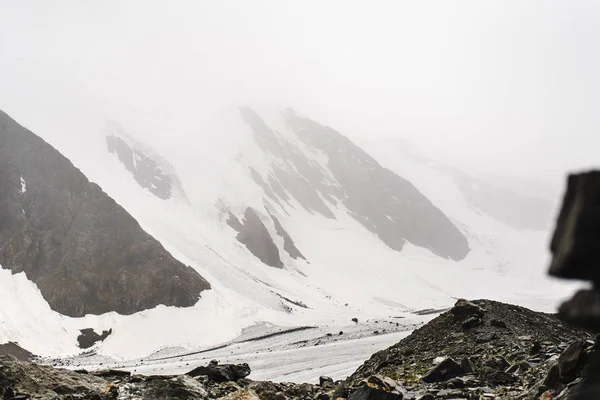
0,110,211,317
240,108,470,262
1,299,594,399
345,299,595,399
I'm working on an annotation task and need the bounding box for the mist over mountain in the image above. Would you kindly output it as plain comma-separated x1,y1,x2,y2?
0,1,596,393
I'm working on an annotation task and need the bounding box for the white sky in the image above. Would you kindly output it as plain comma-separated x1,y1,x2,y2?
0,1,599,184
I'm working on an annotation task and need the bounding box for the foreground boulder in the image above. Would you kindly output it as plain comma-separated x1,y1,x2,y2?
451,299,485,321
557,340,586,381
187,360,251,382
421,358,465,383
348,386,404,400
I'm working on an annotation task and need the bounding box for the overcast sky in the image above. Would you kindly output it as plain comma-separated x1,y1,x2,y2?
1,1,599,184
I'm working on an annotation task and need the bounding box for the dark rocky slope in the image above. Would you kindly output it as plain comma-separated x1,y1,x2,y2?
0,110,210,317
240,108,469,261
284,111,470,261
0,343,32,362
2,299,594,399
344,299,594,399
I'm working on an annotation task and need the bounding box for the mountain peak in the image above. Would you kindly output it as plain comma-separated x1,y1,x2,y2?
0,110,210,317
239,108,470,260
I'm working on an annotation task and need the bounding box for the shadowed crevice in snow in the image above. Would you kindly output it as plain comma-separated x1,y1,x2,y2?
275,293,309,309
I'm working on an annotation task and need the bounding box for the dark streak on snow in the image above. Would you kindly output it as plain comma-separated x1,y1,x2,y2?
149,326,317,362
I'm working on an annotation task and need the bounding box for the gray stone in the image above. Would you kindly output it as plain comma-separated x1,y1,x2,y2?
484,356,510,371
461,317,482,329
451,299,486,321
186,361,251,382
549,171,600,281
348,386,404,400
490,319,507,328
422,358,466,383
460,358,476,375
476,332,496,343
543,363,561,388
319,376,334,387
558,340,585,381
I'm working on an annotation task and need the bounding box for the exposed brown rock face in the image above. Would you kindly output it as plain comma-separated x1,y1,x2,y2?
0,110,210,317
240,108,469,261
227,208,284,268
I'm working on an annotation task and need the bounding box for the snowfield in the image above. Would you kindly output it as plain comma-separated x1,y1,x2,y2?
53,328,416,383
0,103,580,382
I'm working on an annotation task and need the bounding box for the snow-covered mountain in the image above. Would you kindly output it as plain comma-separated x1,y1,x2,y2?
0,106,575,362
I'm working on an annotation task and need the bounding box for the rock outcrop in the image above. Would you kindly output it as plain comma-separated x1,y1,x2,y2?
268,212,306,261
77,329,113,349
0,110,210,317
227,208,284,268
346,299,594,399
106,134,174,200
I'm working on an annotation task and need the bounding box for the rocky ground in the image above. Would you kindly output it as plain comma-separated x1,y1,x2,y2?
344,299,595,399
1,299,596,399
